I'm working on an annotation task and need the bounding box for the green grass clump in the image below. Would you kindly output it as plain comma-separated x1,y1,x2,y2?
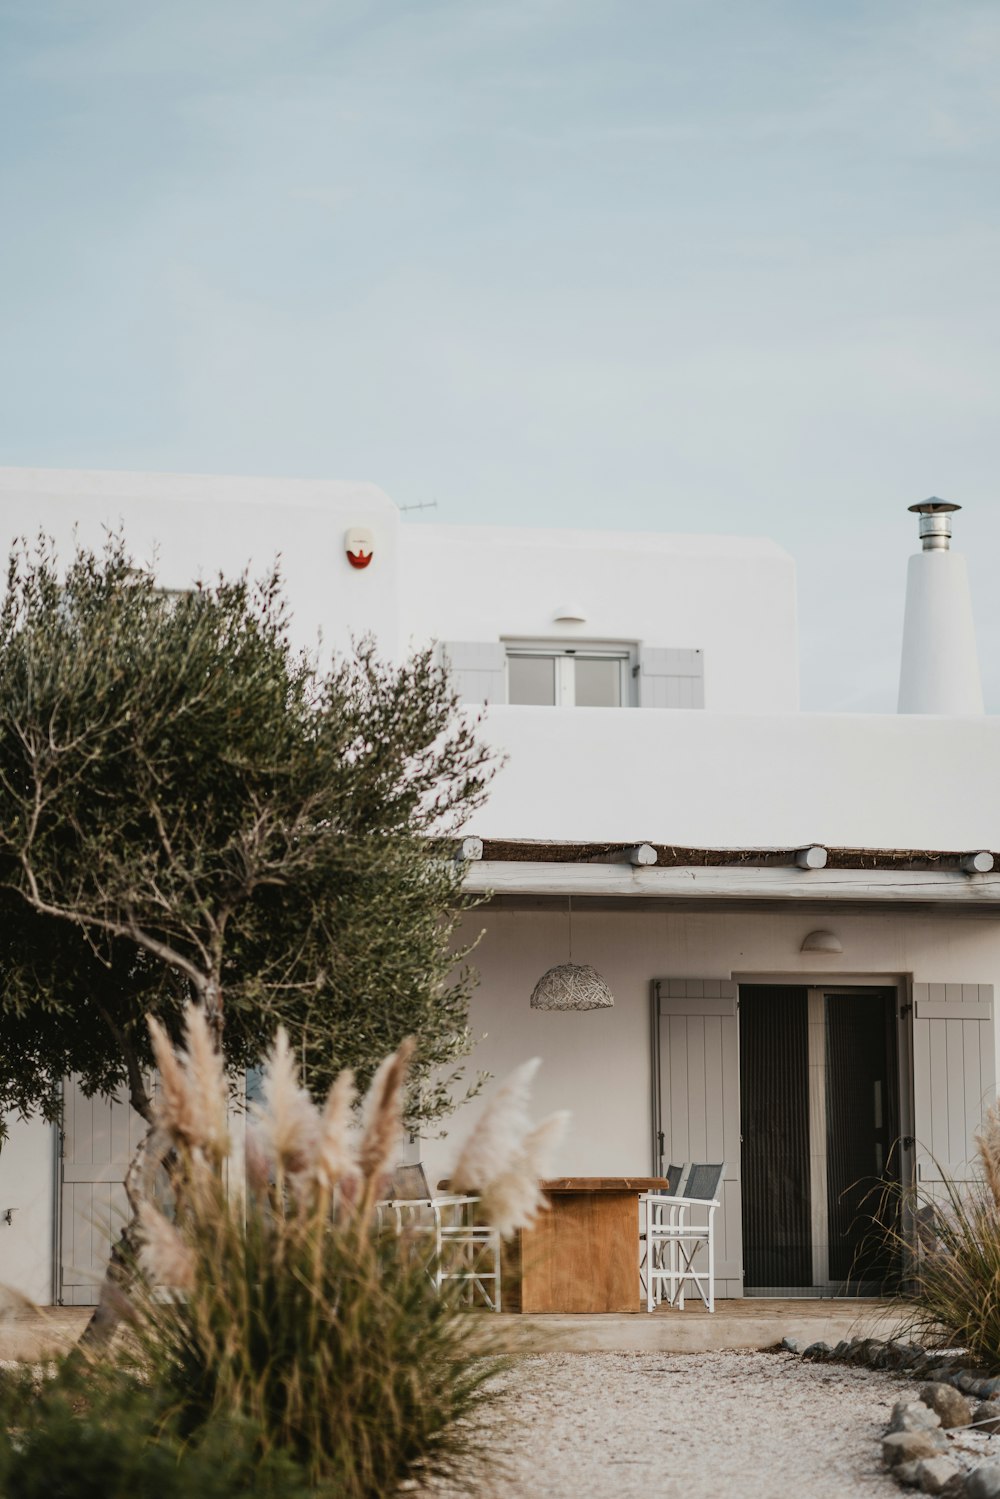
0,1362,314,1499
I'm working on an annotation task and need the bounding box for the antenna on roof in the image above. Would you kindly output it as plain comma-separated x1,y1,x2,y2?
398,500,438,514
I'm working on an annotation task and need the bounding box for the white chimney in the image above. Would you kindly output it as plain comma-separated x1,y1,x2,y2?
897,499,984,716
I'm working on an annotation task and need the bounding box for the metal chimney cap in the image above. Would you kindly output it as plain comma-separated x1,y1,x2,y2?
908,498,961,515
909,498,961,550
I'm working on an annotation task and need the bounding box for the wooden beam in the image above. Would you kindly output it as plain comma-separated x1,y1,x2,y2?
462,860,1000,905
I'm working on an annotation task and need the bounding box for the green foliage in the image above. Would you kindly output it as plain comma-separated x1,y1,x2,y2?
0,533,495,1127
875,1169,1000,1369
0,1364,315,1499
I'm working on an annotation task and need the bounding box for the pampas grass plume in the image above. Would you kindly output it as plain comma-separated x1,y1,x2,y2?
450,1058,541,1196
359,1038,415,1185
138,1201,195,1291
258,1028,320,1179
317,1068,359,1193
182,1004,230,1161
148,1014,196,1149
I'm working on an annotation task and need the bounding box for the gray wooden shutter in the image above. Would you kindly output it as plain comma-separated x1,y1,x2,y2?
653,979,743,1298
60,1076,148,1305
912,983,995,1184
441,642,507,706
638,647,704,708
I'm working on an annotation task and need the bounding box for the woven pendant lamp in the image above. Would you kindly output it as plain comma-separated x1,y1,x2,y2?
530,898,615,1011
530,962,615,1011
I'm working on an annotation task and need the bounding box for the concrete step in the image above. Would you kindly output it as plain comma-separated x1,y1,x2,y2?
484,1301,908,1354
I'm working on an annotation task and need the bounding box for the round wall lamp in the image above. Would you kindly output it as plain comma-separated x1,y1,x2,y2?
800,930,843,954
552,602,587,623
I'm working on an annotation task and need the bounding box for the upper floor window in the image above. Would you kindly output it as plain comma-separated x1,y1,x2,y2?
505,643,635,708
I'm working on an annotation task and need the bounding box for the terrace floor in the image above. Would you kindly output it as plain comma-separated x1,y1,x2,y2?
488,1298,908,1353
1,1298,908,1362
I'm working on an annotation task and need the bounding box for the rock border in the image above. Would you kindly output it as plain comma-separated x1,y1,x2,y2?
782,1334,1000,1496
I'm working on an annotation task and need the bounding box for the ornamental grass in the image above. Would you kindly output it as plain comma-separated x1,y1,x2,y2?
874,1103,1000,1370
111,1006,567,1497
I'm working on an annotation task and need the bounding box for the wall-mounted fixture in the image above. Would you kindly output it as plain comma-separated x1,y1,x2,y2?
344,527,375,570
961,852,995,874
800,930,843,954
2,1207,15,1226
552,603,587,624
795,846,828,870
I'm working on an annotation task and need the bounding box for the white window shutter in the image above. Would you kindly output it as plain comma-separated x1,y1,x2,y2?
652,979,743,1298
441,642,507,706
638,647,704,708
912,983,995,1184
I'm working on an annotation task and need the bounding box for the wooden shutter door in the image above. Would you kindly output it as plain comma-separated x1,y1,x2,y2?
638,648,705,709
912,983,995,1186
654,979,744,1298
60,1077,148,1305
440,642,507,705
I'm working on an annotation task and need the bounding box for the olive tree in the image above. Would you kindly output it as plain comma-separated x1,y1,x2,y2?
0,535,495,1136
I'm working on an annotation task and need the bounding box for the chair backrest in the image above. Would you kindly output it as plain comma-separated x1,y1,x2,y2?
683,1163,724,1201
389,1163,431,1200
664,1164,686,1196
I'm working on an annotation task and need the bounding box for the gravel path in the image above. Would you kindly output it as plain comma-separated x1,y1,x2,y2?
459,1349,911,1498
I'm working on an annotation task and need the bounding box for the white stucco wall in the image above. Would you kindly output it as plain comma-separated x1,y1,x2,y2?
0,468,402,659
0,473,801,716
0,1115,55,1304
402,524,799,714
421,906,1000,1188
468,705,1000,850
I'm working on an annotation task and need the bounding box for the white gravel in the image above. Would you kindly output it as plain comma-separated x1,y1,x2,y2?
457,1349,914,1498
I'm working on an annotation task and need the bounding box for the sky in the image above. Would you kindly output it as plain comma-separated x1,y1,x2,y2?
1,0,998,712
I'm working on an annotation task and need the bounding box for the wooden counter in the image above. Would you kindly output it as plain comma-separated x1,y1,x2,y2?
511,1176,668,1314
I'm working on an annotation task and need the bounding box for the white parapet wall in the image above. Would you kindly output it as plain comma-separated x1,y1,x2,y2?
466,705,1000,850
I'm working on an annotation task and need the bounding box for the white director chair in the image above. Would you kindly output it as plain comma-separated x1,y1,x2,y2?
376,1164,502,1311
642,1162,724,1313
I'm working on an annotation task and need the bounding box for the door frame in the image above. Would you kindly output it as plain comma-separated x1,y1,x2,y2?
649,971,915,1297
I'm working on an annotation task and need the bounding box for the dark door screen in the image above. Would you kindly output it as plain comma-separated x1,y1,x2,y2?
740,986,812,1288
825,990,900,1285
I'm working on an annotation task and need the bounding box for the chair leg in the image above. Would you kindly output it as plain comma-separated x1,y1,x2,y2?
708,1228,715,1313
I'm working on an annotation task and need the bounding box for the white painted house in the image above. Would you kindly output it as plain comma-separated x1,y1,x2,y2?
0,469,998,1305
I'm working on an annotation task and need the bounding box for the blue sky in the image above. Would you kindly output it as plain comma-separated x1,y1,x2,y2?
1,1,998,710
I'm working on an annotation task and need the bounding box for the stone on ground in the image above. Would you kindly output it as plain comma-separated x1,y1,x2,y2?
884,1432,946,1468
966,1464,1000,1499
913,1456,961,1494
890,1401,943,1435
919,1382,974,1429
973,1402,1000,1435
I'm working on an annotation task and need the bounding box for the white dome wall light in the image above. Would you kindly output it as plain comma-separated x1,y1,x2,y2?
552,603,587,624
800,930,843,954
